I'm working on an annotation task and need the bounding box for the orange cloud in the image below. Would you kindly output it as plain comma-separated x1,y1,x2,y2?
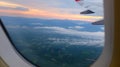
0,1,103,22
0,1,24,8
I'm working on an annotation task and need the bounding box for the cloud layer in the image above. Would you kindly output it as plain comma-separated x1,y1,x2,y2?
34,26,104,38
0,6,29,11
48,37,104,46
33,26,104,46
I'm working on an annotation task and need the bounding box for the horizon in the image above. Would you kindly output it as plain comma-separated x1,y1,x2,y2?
0,15,93,22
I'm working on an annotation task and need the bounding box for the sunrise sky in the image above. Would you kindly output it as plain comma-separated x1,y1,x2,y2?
0,0,103,22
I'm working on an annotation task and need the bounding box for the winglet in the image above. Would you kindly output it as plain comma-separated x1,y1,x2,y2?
80,10,95,14
92,20,104,25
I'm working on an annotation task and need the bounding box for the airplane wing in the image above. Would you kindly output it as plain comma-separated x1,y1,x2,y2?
92,20,104,25
80,10,95,14
75,0,103,15
75,0,104,25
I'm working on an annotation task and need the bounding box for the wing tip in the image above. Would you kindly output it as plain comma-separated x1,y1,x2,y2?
80,10,95,14
92,20,104,25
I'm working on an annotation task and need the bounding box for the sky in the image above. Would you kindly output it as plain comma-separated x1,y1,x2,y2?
0,0,103,22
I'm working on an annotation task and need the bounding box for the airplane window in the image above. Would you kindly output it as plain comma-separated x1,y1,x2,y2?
0,0,104,67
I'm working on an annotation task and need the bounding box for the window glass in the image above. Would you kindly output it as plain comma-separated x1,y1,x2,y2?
0,0,104,67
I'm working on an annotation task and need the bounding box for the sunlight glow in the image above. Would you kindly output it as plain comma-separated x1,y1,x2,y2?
0,1,103,22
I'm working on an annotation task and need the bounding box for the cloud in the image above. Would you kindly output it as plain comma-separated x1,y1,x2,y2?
0,1,29,11
0,6,29,11
6,25,20,28
48,37,104,47
6,25,104,47
68,26,84,29
74,26,84,29
34,26,104,39
6,25,29,29
13,6,29,11
31,23,43,25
